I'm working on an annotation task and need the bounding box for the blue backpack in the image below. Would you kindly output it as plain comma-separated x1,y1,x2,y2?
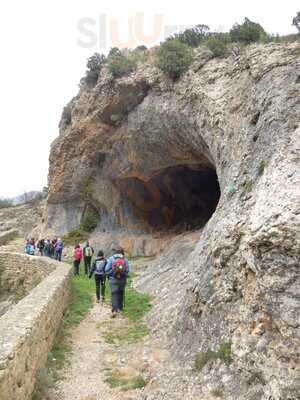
25,244,35,255
95,258,106,275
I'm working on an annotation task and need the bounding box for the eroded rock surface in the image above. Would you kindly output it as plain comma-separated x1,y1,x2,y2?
0,200,45,237
45,42,300,399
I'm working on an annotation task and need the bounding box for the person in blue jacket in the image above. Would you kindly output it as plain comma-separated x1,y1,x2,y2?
105,246,130,318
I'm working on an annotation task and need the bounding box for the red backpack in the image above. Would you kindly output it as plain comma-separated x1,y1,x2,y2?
74,247,82,261
112,255,126,279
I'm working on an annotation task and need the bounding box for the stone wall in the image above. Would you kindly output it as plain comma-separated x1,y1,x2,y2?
0,252,56,307
0,256,72,400
0,230,19,247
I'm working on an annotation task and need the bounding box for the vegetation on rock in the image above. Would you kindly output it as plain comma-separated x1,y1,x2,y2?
85,52,106,86
62,214,99,245
155,38,193,80
73,15,299,92
229,17,268,44
205,33,230,57
105,369,148,391
167,24,210,48
106,48,139,78
195,342,232,371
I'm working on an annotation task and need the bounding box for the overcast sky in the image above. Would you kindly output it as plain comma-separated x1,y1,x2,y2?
0,0,298,197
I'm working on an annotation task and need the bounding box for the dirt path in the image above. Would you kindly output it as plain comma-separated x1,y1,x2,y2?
47,298,168,400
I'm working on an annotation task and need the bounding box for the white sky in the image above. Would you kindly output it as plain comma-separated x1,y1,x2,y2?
0,0,298,197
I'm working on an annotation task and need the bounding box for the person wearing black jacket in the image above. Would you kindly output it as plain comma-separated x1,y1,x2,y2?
89,250,107,303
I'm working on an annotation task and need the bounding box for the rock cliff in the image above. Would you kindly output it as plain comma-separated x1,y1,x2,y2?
45,42,300,399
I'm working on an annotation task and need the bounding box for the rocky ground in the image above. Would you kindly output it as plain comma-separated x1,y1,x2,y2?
0,199,45,237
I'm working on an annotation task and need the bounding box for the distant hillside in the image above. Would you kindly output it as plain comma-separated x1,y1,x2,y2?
0,190,47,207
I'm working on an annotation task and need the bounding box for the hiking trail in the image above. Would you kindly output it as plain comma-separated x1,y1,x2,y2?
45,259,171,400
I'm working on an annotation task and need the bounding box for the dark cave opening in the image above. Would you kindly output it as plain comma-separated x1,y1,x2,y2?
119,164,220,232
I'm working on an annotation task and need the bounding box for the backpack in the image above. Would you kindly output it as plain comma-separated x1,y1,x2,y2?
95,258,106,275
26,244,35,255
111,254,126,279
56,240,63,250
85,246,93,257
74,248,82,261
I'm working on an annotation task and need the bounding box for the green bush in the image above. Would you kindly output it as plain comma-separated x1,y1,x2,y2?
205,33,230,57
80,215,99,232
61,103,72,126
106,48,138,78
85,52,106,86
62,214,100,246
155,38,193,80
168,24,210,48
62,227,88,246
230,18,268,44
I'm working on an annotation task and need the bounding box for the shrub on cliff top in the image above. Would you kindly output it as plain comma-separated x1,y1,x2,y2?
230,18,268,44
205,33,230,57
155,38,193,80
85,52,106,86
168,24,210,48
106,48,138,78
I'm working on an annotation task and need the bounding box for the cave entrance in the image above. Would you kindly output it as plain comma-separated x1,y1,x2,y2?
119,164,220,233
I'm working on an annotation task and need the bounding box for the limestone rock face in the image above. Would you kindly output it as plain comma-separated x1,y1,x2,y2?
46,42,300,399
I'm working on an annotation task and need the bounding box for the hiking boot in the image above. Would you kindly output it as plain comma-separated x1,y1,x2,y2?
111,310,117,318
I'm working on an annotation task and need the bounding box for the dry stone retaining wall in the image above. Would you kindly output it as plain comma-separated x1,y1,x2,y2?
0,255,72,400
0,252,56,307
0,230,19,247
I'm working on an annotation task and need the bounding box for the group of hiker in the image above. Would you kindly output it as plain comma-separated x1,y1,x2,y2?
73,242,130,318
25,236,129,318
24,238,64,261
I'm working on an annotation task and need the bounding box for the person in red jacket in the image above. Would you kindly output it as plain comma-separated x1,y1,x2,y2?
73,244,83,275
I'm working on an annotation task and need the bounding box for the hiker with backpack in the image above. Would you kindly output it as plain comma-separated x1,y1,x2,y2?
48,240,55,258
37,239,45,256
83,241,94,275
73,244,83,275
105,247,130,318
54,238,64,262
25,239,35,255
89,250,107,303
43,239,51,257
